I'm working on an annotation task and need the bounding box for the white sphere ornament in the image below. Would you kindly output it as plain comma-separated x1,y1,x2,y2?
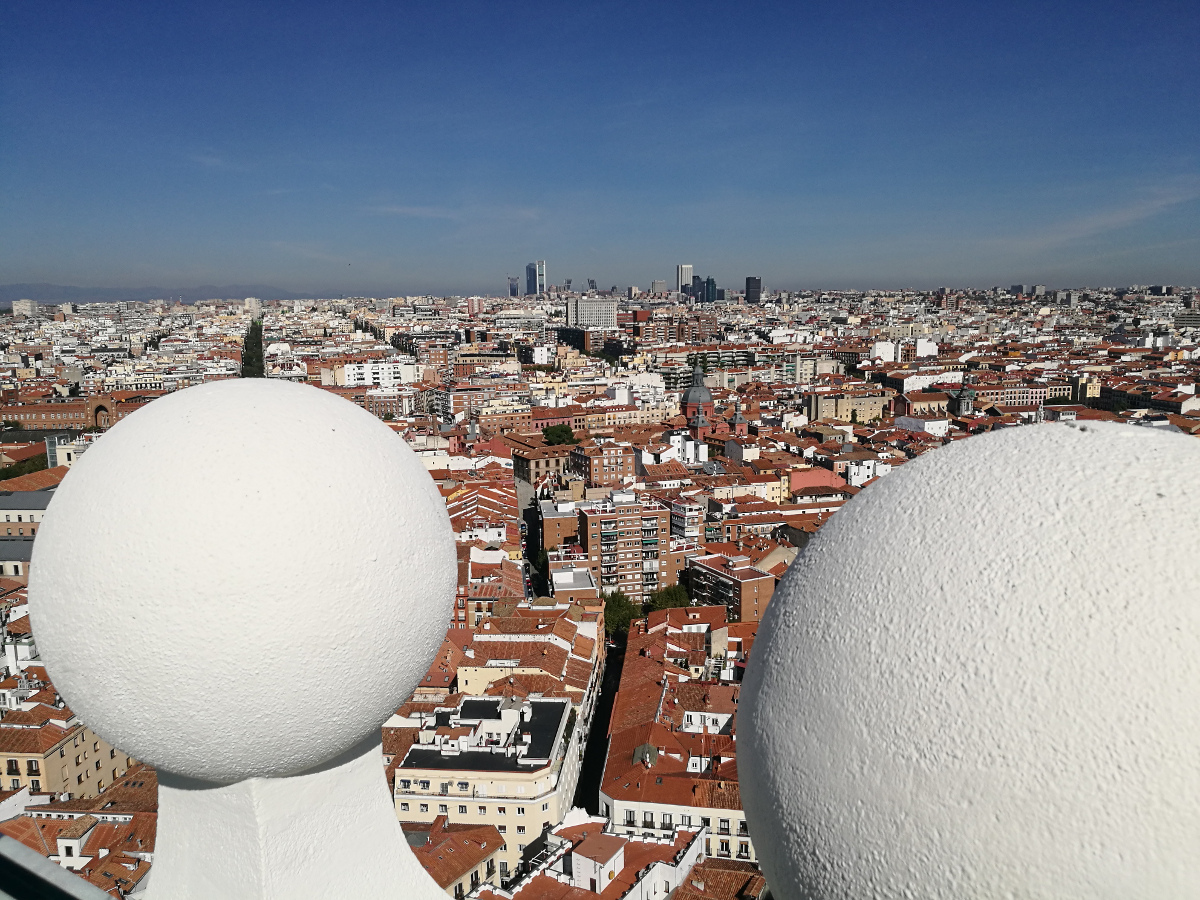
741,422,1200,900
29,379,456,782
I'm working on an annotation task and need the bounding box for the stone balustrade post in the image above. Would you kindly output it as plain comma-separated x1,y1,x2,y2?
29,380,457,900
742,422,1200,899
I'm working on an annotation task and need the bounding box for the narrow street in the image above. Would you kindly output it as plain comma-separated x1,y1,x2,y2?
573,641,624,814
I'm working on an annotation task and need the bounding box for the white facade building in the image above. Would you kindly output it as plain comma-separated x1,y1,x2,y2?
566,296,618,330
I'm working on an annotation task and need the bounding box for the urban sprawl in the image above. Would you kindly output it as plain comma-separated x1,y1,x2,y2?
2,271,1199,898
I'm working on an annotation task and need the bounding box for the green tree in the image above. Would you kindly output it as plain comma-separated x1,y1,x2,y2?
381,412,394,421
542,424,578,445
240,321,265,378
850,408,859,424
645,583,690,614
603,590,639,639
0,453,47,481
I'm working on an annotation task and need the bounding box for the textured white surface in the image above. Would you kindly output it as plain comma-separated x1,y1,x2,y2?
741,422,1200,899
149,739,442,900
29,379,456,782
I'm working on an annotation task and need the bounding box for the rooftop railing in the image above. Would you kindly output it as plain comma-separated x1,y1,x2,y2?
15,380,1200,898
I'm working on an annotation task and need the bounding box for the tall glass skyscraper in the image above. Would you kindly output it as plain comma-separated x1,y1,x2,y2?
676,264,693,293
526,261,546,296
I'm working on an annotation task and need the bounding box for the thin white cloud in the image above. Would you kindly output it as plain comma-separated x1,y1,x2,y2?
187,152,251,173
985,178,1200,254
366,205,462,220
268,241,348,263
363,203,542,223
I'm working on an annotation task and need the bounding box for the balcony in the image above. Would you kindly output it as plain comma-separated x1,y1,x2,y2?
14,384,1200,900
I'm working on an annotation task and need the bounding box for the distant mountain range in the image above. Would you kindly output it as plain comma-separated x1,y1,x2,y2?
0,283,309,305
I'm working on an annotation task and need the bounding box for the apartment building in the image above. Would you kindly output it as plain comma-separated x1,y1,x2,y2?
0,539,34,584
511,444,573,485
568,442,635,488
576,493,669,602
407,818,504,899
667,497,704,542
471,403,533,436
0,704,134,798
393,695,583,886
536,500,581,552
482,814,705,900
600,607,759,866
0,492,53,538
687,554,775,623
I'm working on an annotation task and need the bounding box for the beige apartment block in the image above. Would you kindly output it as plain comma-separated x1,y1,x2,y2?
1,707,134,798
393,695,584,887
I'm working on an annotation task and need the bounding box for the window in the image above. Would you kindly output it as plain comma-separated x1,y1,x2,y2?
457,781,469,791
458,805,467,814
59,749,65,759
438,804,448,814
661,813,672,827
419,804,429,813
739,841,750,857
542,802,549,811
26,761,39,775
499,862,509,877
516,807,525,816
497,825,506,833
497,806,506,815
719,818,730,834
76,775,83,785
64,846,73,857
517,844,526,852
400,803,409,812
8,779,17,790
478,806,486,815
30,780,39,792
5,760,17,776
625,810,636,826
643,812,654,826
419,780,430,790
109,749,115,759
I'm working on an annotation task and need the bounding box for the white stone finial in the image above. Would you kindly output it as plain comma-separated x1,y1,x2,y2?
741,422,1200,900
29,379,456,899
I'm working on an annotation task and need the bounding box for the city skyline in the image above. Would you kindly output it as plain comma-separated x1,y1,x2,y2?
3,1,1198,295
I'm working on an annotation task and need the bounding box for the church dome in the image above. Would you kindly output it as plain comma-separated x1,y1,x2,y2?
681,365,713,408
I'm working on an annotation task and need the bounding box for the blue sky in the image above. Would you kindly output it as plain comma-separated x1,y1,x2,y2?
2,0,1197,295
